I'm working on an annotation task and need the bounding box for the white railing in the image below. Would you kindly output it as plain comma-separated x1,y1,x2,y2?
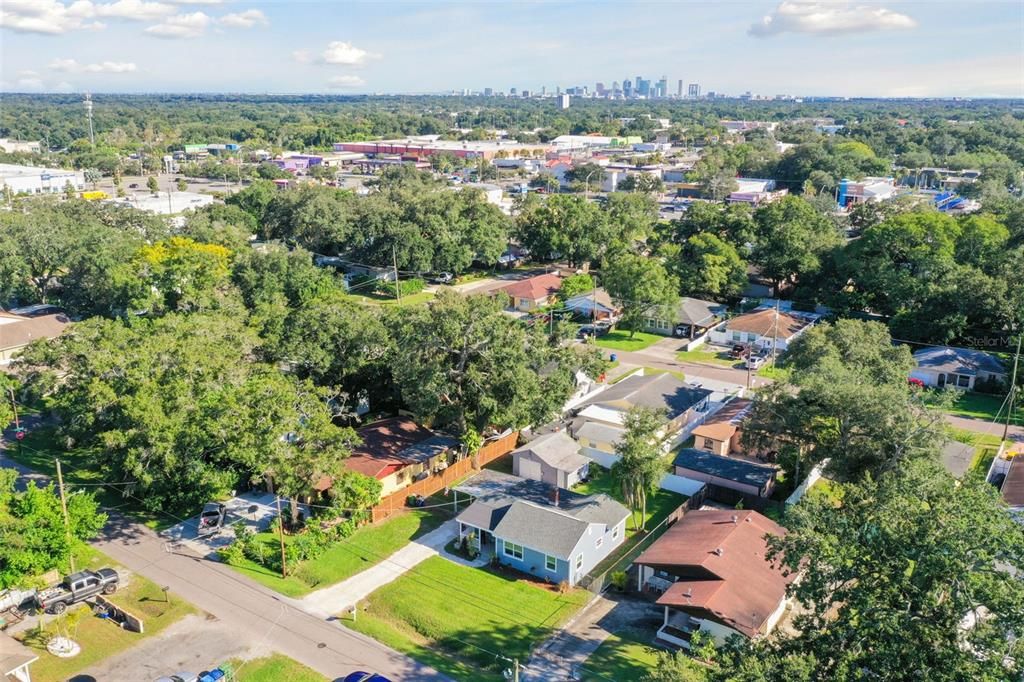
785,459,830,506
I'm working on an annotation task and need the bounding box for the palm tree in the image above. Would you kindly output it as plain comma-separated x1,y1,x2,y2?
610,406,666,531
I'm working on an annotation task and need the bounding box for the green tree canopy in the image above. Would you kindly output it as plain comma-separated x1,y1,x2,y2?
602,252,679,336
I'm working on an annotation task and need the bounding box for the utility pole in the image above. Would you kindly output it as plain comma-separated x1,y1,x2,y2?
55,459,76,573
513,658,520,682
770,298,781,367
274,495,288,579
1003,334,1022,442
391,244,401,302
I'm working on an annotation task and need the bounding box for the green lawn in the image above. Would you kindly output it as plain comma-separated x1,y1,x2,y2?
343,556,591,682
572,466,686,580
16,551,196,682
226,510,445,597
349,290,435,307
758,363,792,381
581,630,662,682
229,654,327,682
594,330,663,352
806,478,844,507
948,428,1008,477
676,348,740,367
946,391,1023,426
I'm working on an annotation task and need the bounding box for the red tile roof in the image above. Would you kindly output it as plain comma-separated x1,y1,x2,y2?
0,312,71,352
637,510,795,638
497,274,563,302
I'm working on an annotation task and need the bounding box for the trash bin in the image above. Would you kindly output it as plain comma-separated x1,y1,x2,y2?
610,353,618,363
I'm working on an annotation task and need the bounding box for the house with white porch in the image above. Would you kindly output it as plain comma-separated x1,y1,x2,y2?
0,631,38,682
635,510,795,649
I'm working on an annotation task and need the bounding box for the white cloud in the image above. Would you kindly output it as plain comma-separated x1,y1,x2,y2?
144,10,209,38
321,41,375,65
95,0,173,21
750,1,917,37
292,49,313,64
50,58,138,73
0,0,104,35
16,77,45,90
218,9,267,28
18,69,39,78
328,75,366,89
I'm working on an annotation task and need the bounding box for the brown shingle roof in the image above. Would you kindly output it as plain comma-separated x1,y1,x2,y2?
691,399,752,442
725,308,809,339
497,273,562,302
0,312,70,352
315,417,445,490
637,510,795,638
1002,456,1024,507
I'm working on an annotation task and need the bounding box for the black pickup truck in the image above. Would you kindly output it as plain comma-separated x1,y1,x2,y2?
36,569,120,614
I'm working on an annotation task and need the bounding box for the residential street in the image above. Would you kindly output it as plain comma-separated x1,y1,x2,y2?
599,336,774,389
94,513,449,682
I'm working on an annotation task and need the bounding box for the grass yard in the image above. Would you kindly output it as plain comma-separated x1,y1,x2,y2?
343,556,591,682
16,553,196,682
594,330,663,352
226,510,445,597
946,391,1023,426
229,654,327,682
581,630,662,681
758,363,792,381
949,428,1008,477
349,290,435,307
676,348,740,368
806,478,844,507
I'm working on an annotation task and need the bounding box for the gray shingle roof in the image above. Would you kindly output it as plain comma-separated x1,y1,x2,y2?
673,448,776,488
515,432,590,473
454,470,629,558
913,346,1007,377
493,500,591,559
575,372,712,419
574,421,624,446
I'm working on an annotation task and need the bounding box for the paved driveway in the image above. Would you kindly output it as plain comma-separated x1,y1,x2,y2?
161,492,282,558
298,519,463,618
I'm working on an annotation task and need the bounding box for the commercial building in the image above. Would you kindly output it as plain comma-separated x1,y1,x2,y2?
550,135,642,150
837,177,897,206
0,138,42,154
727,178,789,206
0,163,85,196
559,94,571,109
333,137,550,161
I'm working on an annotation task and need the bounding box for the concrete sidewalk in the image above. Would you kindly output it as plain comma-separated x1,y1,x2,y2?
298,518,460,618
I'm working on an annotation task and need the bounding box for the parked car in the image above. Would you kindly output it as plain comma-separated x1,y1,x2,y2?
36,568,119,614
343,673,392,682
432,272,454,285
197,502,227,536
577,323,610,339
728,343,750,359
743,354,768,370
128,183,139,188
672,324,692,338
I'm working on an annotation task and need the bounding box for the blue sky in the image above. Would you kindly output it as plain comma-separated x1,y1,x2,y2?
2,1,1022,97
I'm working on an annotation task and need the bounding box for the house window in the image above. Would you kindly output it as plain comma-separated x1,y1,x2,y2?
957,374,971,388
731,331,741,341
703,438,717,452
612,525,619,541
504,542,524,561
575,554,583,571
595,536,604,549
747,333,758,343
545,555,557,572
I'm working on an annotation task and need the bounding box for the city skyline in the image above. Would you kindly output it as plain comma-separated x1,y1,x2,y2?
1,1,1022,98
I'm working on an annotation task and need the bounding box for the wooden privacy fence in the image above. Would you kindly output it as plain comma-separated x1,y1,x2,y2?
370,430,519,523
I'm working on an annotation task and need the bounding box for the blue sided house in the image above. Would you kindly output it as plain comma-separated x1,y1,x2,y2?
454,469,630,586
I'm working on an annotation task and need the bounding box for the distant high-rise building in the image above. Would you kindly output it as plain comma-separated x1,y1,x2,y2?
688,83,701,98
637,78,650,97
677,80,683,97
612,80,621,95
483,87,493,97
623,79,633,97
656,76,668,98
521,89,530,98
596,82,606,96
541,86,546,96
559,94,570,109
510,87,517,96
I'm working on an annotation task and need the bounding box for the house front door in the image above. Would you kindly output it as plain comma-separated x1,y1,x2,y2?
937,373,946,387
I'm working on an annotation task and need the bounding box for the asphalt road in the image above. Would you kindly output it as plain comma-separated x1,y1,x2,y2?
93,513,448,682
